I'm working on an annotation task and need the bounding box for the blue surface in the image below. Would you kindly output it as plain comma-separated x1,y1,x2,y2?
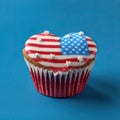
0,0,120,119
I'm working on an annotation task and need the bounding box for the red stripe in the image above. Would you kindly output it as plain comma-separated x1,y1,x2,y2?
75,73,80,94
26,50,62,55
78,71,85,93
86,38,93,42
54,78,57,97
25,43,60,48
68,73,72,97
49,78,52,96
29,37,37,40
29,38,59,42
88,44,96,48
71,73,75,96
44,72,49,96
89,51,96,55
33,57,93,63
37,33,55,36
30,69,39,91
66,73,70,97
36,71,41,93
33,58,79,63
41,71,45,94
37,71,44,94
34,71,39,91
42,39,59,42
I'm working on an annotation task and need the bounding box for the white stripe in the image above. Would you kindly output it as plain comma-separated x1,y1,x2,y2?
86,36,92,40
28,54,95,59
25,40,60,45
87,41,96,45
30,35,60,40
38,61,86,67
89,47,97,52
25,46,61,52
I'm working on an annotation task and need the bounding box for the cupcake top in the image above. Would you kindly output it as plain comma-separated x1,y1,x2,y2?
24,31,97,72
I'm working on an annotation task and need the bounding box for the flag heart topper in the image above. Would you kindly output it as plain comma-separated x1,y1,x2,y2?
60,32,89,56
24,31,97,72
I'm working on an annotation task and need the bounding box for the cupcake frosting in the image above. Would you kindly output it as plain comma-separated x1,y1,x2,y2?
24,31,97,72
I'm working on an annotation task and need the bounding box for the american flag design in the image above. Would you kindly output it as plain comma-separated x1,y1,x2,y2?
25,31,97,72
60,33,89,55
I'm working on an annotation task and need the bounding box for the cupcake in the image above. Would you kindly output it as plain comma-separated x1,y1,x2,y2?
22,30,97,98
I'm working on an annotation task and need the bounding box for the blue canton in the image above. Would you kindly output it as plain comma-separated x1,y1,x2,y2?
60,33,90,55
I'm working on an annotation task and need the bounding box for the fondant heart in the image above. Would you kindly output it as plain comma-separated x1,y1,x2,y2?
24,31,97,72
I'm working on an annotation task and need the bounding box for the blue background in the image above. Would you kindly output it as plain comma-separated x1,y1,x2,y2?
0,0,120,119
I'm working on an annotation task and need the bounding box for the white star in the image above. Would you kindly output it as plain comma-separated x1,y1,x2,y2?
68,46,71,48
34,53,40,58
62,46,65,48
64,52,66,55
78,31,84,36
37,37,42,42
72,33,75,36
81,46,84,48
43,30,49,34
65,48,68,50
82,38,86,40
79,48,82,51
85,48,88,51
72,48,75,51
75,46,78,48
80,40,83,43
65,61,71,67
77,56,83,62
82,51,86,54
49,54,55,59
76,51,79,54
70,51,73,54
84,43,87,45
79,36,82,39
71,43,74,46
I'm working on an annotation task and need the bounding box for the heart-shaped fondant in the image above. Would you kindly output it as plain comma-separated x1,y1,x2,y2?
24,31,97,72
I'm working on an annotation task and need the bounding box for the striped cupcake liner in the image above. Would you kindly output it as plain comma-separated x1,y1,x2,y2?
24,58,94,98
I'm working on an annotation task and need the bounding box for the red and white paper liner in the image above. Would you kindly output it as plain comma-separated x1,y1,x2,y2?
24,58,94,98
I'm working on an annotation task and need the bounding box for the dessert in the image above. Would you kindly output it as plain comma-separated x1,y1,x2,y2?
22,31,97,97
